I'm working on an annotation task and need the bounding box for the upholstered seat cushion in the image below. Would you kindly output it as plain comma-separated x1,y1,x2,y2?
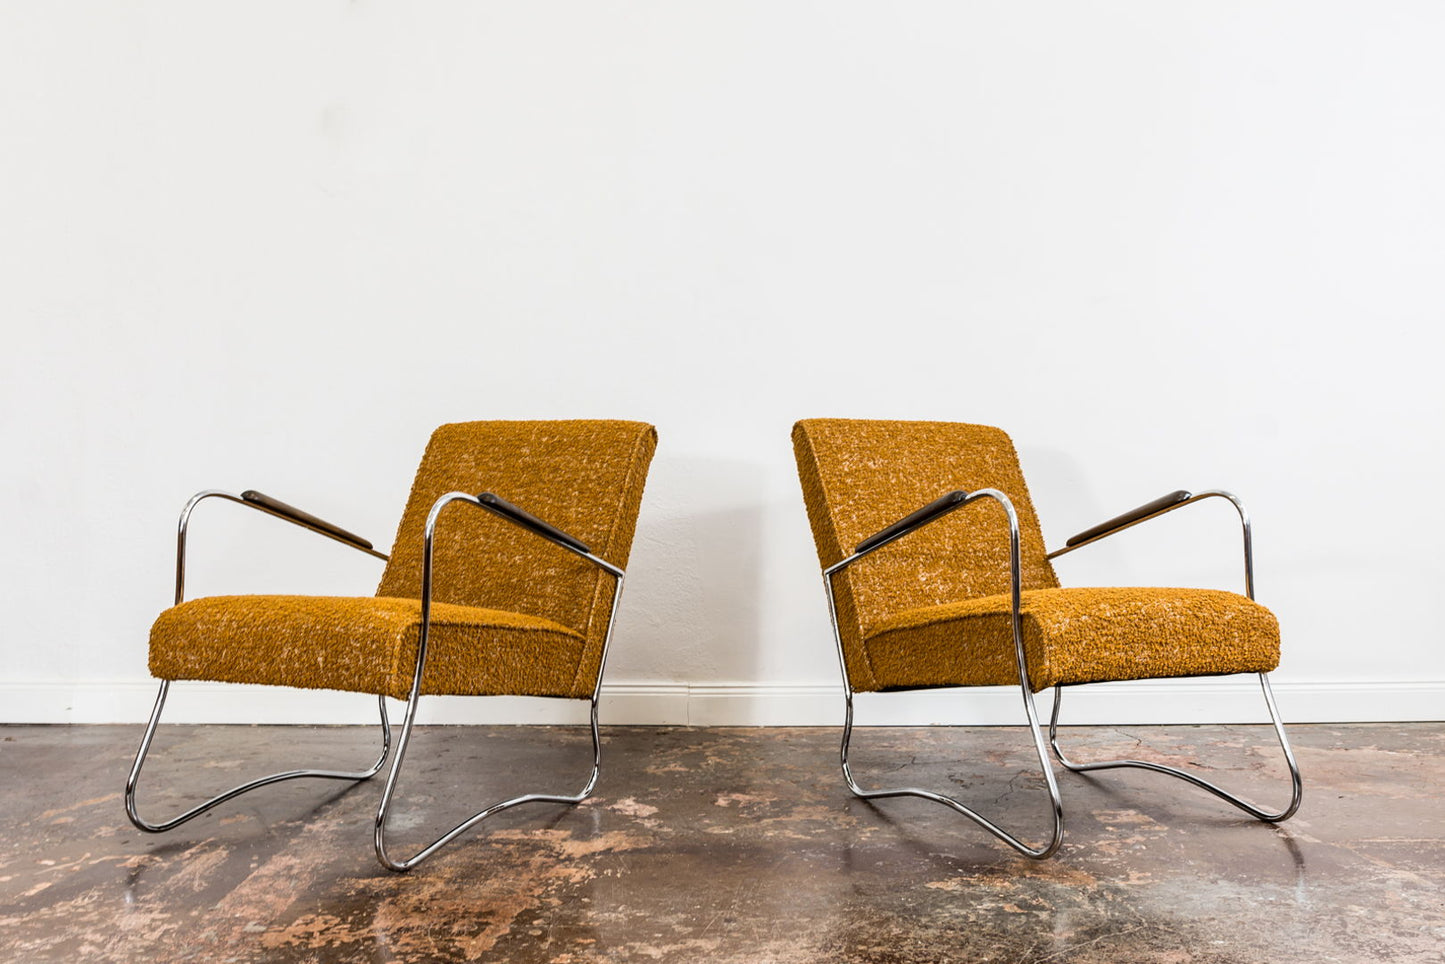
863,587,1280,693
149,595,587,701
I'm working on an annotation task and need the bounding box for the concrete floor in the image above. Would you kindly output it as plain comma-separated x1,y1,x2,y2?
0,723,1441,963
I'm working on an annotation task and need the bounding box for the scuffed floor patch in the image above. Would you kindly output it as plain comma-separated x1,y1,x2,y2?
0,723,1441,962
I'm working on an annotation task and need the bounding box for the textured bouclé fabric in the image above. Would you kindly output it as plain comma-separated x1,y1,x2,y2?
149,595,586,700
792,419,1279,693
149,420,656,699
793,419,1060,691
866,587,1278,693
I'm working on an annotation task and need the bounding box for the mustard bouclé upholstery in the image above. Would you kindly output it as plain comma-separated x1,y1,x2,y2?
792,419,1279,694
866,587,1278,693
150,596,585,701
149,420,657,700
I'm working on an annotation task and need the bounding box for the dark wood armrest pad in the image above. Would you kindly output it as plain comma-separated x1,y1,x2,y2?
856,490,969,555
477,492,590,554
240,490,374,550
1065,489,1192,547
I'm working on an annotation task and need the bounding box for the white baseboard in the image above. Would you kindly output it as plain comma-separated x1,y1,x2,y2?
2,678,1441,726
685,679,1445,726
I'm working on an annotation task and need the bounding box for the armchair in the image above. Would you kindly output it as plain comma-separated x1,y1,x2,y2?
127,419,657,871
792,418,1300,859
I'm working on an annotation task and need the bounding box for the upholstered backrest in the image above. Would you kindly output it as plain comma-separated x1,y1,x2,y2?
792,419,1058,691
378,420,657,695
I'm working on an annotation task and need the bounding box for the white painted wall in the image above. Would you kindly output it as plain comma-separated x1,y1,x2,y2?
3,2,1442,724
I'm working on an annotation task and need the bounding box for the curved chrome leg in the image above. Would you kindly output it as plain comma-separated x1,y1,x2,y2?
1048,673,1302,822
125,681,393,833
373,523,623,872
373,692,603,872
841,685,1065,860
827,492,1064,859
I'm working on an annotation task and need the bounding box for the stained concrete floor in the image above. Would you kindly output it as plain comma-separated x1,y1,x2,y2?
0,723,1441,963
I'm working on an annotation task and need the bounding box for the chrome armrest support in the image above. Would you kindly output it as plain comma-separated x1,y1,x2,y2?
825,486,1023,653
413,490,623,694
1045,489,1254,599
422,491,622,583
413,492,623,665
826,487,1020,603
174,489,388,606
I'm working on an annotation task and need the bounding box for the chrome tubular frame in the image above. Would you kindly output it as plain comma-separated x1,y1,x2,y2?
825,488,1065,860
373,491,626,872
1046,675,1301,821
1044,489,1303,822
1044,490,1254,597
126,490,393,834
